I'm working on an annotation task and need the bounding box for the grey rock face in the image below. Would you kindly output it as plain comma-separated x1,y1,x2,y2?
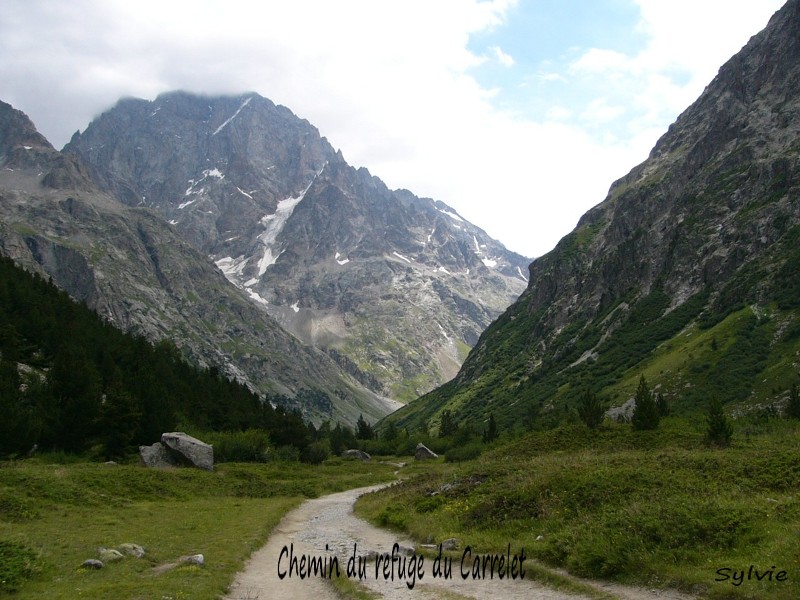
161,432,214,471
65,91,530,401
139,442,178,469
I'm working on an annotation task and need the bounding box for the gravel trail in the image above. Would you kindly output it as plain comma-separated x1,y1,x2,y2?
223,483,696,600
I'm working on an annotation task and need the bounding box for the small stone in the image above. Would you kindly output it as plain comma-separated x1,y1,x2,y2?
180,553,205,566
441,538,458,551
81,559,104,569
118,543,146,558
98,547,124,562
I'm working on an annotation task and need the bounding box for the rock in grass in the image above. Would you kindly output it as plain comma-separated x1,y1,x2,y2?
118,543,146,558
98,547,124,562
441,538,458,551
414,443,438,460
139,441,178,469
161,432,214,471
81,559,104,569
341,449,371,461
180,554,205,566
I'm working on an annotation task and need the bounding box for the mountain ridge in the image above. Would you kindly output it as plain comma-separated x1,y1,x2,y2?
64,91,530,401
384,0,800,433
0,99,396,426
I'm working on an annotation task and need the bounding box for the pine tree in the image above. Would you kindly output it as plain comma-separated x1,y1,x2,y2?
577,389,605,429
631,375,660,430
355,414,375,440
438,409,458,437
705,397,733,447
786,383,800,420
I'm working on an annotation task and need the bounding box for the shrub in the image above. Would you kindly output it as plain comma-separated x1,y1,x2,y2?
206,429,272,462
445,442,482,463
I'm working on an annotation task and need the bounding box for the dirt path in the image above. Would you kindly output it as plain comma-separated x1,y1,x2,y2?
223,484,696,600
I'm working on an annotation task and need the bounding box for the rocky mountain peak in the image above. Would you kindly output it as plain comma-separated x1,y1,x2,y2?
65,91,530,401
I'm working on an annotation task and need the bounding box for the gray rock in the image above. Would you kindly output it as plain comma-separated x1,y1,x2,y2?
98,547,124,562
81,559,104,569
180,553,205,566
441,538,458,551
139,442,178,469
341,449,371,461
161,432,214,471
118,543,146,558
414,443,438,460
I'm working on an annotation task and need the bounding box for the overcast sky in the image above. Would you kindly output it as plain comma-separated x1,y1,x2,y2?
0,0,785,258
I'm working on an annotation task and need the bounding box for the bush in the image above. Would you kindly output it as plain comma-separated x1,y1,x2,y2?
206,429,272,462
445,442,482,463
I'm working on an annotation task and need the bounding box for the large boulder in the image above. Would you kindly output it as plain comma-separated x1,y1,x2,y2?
341,449,371,461
414,443,438,460
161,432,214,471
139,441,178,469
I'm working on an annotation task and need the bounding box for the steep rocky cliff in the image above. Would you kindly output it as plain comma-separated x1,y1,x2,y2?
386,0,800,432
0,100,394,426
64,92,529,400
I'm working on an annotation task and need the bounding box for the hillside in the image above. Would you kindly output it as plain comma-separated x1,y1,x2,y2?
63,91,529,401
385,0,800,433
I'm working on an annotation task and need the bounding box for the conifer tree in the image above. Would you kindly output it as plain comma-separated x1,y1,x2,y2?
705,397,733,447
631,375,660,430
577,389,605,429
439,409,457,437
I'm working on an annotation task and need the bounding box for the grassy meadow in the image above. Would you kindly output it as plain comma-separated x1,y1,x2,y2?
356,417,800,600
0,457,396,599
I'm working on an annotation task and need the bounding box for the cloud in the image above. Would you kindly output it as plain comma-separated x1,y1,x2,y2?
491,46,516,67
0,0,786,258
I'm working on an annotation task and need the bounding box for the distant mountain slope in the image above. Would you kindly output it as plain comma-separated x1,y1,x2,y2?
385,0,800,433
0,99,393,426
64,91,529,401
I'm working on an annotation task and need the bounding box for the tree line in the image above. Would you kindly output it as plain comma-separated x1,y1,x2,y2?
0,256,346,461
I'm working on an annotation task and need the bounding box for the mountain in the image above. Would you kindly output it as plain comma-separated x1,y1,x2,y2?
0,99,394,426
64,91,530,401
385,0,800,433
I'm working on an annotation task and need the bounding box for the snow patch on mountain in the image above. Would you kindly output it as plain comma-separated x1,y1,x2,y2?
213,96,252,135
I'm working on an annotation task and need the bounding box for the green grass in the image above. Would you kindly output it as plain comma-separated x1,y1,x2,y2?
0,458,396,599
356,419,800,599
